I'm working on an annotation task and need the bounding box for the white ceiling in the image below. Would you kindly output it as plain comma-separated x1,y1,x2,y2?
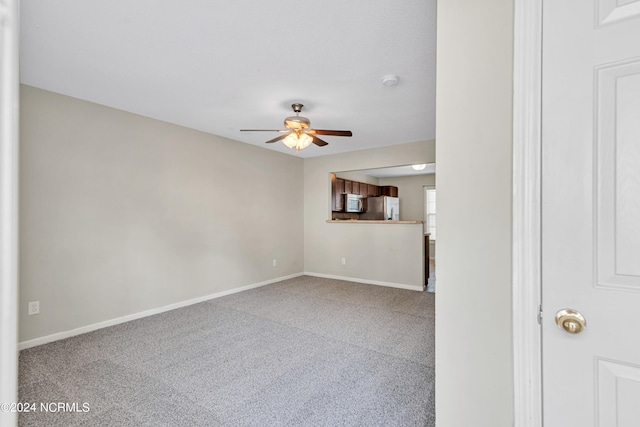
19,0,437,158
352,163,436,178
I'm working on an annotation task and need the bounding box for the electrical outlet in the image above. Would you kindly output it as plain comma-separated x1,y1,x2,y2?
272,259,277,267
341,257,346,265
28,301,40,315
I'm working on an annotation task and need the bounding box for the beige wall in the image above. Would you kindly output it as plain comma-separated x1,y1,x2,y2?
435,0,514,426
303,141,434,289
19,85,304,342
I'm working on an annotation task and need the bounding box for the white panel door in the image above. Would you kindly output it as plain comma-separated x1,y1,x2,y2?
542,0,640,425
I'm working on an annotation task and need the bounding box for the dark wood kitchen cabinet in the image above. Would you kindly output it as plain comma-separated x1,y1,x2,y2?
344,180,352,194
367,184,380,197
339,178,368,197
351,181,360,195
380,185,398,197
331,174,345,212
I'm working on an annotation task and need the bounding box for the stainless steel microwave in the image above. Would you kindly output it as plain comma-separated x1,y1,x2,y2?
344,193,364,212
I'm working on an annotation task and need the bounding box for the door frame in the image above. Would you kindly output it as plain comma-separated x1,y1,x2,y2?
512,0,543,426
0,0,20,424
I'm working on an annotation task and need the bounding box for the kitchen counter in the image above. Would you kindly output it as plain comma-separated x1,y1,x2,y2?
326,220,423,224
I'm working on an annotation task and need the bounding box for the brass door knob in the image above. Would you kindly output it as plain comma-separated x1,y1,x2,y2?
555,309,586,334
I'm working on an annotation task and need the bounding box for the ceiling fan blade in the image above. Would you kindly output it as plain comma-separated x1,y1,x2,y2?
310,134,328,147
309,129,352,137
265,134,290,144
240,129,289,132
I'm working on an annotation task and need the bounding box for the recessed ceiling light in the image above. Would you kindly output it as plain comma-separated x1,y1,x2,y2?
382,74,400,87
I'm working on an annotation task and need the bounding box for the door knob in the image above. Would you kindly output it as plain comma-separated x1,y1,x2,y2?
555,309,586,334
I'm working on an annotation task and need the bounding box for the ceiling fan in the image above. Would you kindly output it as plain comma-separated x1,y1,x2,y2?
241,103,352,151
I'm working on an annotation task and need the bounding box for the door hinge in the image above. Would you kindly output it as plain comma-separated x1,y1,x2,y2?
537,305,543,325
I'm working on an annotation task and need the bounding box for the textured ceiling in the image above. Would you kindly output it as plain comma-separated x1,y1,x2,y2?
20,0,437,158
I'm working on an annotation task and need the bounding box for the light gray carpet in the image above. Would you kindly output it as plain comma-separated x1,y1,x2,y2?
18,275,435,426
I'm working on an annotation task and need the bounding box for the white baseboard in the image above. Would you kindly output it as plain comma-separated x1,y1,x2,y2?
18,272,304,351
304,272,424,292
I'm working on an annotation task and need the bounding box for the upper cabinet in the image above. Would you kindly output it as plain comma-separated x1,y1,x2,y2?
367,184,380,197
344,180,352,194
351,181,360,195
380,185,398,197
331,174,345,212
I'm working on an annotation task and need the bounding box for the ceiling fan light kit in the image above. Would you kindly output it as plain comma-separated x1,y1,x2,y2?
241,103,352,151
282,132,313,151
